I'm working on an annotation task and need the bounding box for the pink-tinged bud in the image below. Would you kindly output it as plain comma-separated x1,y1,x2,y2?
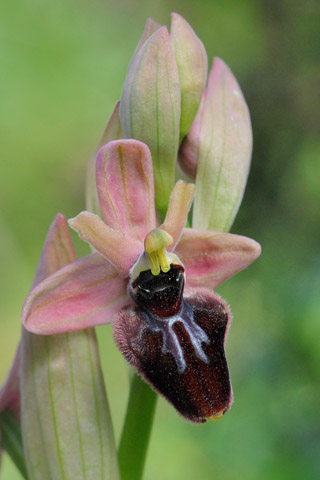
120,26,181,215
181,58,252,232
114,264,232,423
170,13,208,140
21,215,119,479
86,101,122,215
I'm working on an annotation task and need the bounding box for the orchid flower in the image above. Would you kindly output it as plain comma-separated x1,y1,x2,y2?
22,139,261,423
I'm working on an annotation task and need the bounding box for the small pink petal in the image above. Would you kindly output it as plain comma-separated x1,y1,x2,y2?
22,253,130,335
161,180,195,250
175,228,261,289
69,211,143,277
0,342,21,417
96,140,156,241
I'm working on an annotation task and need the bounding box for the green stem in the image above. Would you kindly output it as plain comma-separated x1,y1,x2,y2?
0,410,29,479
118,374,157,480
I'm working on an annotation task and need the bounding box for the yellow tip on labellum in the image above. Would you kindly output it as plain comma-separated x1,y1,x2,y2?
144,229,173,275
207,410,224,421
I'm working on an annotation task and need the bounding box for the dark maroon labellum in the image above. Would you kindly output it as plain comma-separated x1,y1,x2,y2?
114,265,232,423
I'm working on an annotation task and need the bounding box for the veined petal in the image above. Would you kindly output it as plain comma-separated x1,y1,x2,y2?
192,58,253,232
175,228,261,289
86,102,122,216
96,139,156,241
170,13,208,139
161,180,195,250
22,253,129,335
69,211,143,277
0,343,20,417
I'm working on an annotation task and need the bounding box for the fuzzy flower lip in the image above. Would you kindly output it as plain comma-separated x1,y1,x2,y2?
22,139,261,336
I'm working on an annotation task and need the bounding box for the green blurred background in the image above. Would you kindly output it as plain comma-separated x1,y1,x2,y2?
1,0,319,478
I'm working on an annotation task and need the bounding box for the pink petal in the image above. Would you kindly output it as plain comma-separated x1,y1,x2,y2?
69,211,143,278
161,180,195,250
96,139,156,241
22,253,130,335
175,228,261,289
0,343,21,417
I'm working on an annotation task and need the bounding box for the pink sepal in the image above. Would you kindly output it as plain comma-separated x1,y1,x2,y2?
22,253,130,335
96,140,156,242
175,228,261,289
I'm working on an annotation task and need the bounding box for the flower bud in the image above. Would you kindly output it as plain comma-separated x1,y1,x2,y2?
180,58,252,232
21,214,119,480
120,26,181,215
170,13,208,140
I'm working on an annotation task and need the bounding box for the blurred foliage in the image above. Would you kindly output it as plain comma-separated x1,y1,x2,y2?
1,0,320,479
